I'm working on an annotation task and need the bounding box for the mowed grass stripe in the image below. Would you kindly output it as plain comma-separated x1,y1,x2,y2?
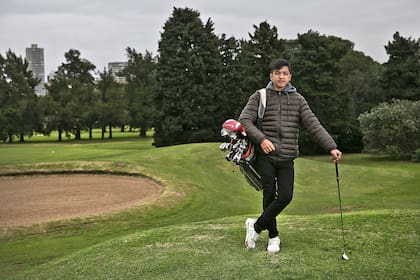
11,210,419,280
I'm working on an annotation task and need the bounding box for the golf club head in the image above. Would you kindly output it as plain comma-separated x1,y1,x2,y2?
342,252,349,260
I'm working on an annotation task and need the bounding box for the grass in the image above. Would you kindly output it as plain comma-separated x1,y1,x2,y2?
0,137,419,279
9,211,419,279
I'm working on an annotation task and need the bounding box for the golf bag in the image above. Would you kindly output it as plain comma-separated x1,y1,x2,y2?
219,89,267,191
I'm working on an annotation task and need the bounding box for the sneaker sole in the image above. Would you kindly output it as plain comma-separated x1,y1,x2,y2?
267,249,280,253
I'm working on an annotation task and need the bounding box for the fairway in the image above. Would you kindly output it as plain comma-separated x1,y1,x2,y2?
0,138,418,279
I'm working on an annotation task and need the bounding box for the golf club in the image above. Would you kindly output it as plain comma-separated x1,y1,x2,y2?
335,162,349,261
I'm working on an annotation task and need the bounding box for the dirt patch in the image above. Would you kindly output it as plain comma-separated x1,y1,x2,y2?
0,174,163,228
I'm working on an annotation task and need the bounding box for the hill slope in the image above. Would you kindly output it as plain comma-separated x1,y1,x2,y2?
12,210,419,279
1,141,419,279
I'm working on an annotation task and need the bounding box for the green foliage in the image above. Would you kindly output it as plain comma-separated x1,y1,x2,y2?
2,10,419,154
217,34,243,119
333,51,385,152
291,31,359,154
358,99,420,158
154,7,224,147
154,8,223,146
97,69,128,139
45,49,96,140
0,50,40,142
123,48,157,136
412,149,420,162
381,32,420,101
236,21,288,108
339,51,384,118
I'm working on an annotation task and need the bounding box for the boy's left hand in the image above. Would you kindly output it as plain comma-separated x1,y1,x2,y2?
330,149,342,163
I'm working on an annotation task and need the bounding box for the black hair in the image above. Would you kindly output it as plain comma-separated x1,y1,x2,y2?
269,59,292,73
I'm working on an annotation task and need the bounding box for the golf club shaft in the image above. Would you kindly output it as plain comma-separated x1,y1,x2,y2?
335,163,347,251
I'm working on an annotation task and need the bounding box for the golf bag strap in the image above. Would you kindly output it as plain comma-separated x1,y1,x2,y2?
257,88,266,120
256,88,266,129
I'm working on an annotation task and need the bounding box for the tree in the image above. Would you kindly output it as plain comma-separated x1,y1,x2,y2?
291,30,355,153
381,32,420,101
358,99,420,159
124,48,156,137
154,7,223,146
236,21,288,109
217,34,243,120
0,50,40,143
339,51,384,117
97,69,127,139
46,49,96,140
335,51,384,152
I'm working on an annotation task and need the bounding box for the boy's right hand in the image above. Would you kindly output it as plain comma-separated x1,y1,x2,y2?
260,139,275,154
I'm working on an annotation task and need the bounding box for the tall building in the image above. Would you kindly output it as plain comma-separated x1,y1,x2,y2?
25,44,46,95
108,62,128,84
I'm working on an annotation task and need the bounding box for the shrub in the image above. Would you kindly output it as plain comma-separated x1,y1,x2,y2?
412,149,420,162
358,99,420,159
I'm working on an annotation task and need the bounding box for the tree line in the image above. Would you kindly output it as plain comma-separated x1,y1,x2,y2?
1,7,419,156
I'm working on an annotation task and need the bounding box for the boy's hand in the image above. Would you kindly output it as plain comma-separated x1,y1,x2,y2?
261,139,275,154
330,149,342,163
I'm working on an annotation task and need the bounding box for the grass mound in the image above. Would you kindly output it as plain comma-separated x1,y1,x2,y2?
12,210,419,279
1,140,419,279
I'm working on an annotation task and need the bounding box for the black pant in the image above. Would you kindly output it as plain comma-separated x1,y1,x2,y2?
254,154,294,238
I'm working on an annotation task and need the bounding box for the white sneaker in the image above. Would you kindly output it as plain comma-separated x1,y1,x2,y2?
245,218,259,249
267,236,280,253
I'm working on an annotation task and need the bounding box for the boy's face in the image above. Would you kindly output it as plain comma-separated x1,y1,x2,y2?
269,66,292,91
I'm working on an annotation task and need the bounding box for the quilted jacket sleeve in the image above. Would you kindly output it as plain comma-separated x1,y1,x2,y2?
238,92,266,145
299,97,337,152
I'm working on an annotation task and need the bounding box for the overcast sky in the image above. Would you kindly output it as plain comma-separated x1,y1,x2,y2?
1,0,419,77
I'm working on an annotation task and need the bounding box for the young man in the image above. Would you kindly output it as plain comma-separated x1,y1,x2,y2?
238,59,342,253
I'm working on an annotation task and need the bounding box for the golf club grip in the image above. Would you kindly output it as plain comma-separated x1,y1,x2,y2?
335,162,339,179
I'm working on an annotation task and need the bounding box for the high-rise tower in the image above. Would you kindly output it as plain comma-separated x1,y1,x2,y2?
108,62,128,84
25,44,45,95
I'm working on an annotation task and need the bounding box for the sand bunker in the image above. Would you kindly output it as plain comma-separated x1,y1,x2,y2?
0,174,163,227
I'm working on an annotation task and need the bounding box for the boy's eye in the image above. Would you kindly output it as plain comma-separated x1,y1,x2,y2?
273,71,290,76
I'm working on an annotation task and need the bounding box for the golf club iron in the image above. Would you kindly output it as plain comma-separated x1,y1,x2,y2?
335,163,349,261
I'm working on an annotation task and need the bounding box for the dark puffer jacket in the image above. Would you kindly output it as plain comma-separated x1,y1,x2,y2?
239,82,337,160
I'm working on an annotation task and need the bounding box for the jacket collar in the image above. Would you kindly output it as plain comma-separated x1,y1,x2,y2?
266,81,297,94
